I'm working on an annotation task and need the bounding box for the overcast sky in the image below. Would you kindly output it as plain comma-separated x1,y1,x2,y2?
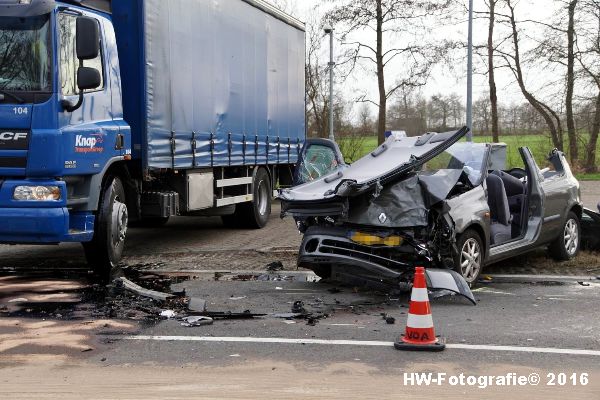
274,0,561,122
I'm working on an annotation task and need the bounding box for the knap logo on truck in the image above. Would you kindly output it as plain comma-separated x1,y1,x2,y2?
75,134,104,153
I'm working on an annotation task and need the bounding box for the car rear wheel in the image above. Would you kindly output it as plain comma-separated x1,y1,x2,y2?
453,229,483,287
549,211,580,261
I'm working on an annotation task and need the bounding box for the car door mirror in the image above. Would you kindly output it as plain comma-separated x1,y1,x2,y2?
76,16,100,60
294,139,345,186
77,66,101,90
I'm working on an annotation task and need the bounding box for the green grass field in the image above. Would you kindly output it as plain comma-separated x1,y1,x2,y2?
345,134,600,180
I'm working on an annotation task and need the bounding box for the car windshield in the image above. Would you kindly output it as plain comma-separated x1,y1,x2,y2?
421,142,487,185
0,15,52,92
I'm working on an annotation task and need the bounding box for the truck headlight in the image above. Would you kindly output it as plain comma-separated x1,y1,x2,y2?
13,186,61,201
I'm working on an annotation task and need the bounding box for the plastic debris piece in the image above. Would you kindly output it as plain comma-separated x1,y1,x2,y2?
181,316,214,327
188,297,207,312
229,296,247,301
275,287,283,290
7,298,28,303
160,310,176,318
116,277,174,302
266,261,284,271
291,300,306,313
385,316,396,325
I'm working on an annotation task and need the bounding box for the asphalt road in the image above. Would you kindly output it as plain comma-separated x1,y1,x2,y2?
0,271,599,399
0,182,599,398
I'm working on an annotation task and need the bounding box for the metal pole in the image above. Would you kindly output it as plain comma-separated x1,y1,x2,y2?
466,0,474,141
328,29,335,141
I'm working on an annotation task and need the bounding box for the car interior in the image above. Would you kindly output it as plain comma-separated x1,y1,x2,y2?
486,169,528,246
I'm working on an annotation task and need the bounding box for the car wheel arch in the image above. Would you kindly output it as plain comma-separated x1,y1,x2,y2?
569,204,583,221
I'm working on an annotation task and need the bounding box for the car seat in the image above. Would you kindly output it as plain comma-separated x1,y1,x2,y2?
486,173,512,245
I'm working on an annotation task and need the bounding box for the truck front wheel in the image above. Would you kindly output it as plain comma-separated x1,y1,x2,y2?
83,176,128,280
221,168,271,229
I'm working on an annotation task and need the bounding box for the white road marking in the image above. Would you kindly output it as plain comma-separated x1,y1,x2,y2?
117,335,600,356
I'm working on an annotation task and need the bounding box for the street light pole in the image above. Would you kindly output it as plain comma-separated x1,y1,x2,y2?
325,27,335,141
466,0,474,141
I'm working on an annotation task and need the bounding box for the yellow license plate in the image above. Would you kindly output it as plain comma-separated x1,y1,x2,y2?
349,231,404,247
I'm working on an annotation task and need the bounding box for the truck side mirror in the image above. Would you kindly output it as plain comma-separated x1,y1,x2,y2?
76,17,100,60
77,67,101,91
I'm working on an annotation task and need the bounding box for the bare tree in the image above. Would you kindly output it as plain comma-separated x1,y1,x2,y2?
565,0,579,163
499,0,564,150
487,0,501,142
324,0,454,144
304,12,330,138
576,0,600,172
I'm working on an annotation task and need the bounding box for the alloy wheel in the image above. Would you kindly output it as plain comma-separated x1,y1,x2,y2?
563,218,579,256
460,238,482,283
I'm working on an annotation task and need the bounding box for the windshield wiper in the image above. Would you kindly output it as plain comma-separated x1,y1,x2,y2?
0,90,25,104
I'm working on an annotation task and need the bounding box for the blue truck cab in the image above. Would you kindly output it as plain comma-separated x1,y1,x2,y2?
0,0,306,276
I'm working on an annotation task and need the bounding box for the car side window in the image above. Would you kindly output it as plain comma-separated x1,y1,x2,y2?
58,13,104,96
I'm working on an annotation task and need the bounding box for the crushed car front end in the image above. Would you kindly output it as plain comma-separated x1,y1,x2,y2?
280,127,486,300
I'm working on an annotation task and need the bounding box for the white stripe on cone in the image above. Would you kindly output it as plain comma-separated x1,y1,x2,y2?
410,287,429,302
406,313,434,329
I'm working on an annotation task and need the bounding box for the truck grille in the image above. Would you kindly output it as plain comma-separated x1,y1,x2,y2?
0,157,27,168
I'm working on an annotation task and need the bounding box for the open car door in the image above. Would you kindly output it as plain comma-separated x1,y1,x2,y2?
293,138,346,186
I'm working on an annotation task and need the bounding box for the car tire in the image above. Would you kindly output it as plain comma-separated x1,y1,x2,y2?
221,168,271,229
549,211,581,261
453,229,484,287
83,176,128,281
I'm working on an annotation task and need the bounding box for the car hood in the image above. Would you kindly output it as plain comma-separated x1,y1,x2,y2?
280,127,469,202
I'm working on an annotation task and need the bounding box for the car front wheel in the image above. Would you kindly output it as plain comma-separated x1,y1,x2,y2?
453,229,483,287
549,211,581,261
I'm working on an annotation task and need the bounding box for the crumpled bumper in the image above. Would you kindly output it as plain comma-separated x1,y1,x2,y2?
298,225,475,304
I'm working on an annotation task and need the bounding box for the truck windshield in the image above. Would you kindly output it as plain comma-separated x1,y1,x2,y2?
0,15,52,92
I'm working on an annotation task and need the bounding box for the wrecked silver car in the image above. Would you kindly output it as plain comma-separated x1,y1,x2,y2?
280,127,583,290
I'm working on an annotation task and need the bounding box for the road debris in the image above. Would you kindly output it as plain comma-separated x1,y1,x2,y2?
187,297,207,312
188,311,266,320
291,300,306,313
181,316,214,327
7,298,28,303
116,277,174,302
266,261,284,271
160,310,177,319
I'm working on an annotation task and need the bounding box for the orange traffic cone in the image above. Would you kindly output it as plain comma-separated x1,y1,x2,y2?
394,266,446,352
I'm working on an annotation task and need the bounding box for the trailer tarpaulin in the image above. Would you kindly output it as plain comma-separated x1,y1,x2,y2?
142,0,305,169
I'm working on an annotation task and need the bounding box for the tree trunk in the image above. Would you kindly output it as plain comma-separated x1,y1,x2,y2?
488,0,500,143
585,92,600,173
507,0,563,150
376,0,386,145
566,0,578,164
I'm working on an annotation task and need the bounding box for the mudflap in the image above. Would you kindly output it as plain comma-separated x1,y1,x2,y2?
581,207,600,251
425,268,476,305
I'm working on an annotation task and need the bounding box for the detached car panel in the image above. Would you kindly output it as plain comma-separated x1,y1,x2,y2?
281,127,584,288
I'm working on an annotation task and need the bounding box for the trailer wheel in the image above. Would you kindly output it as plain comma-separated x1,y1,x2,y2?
221,168,271,229
83,176,128,281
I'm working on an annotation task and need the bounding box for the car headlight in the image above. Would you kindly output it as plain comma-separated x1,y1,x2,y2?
13,186,61,201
